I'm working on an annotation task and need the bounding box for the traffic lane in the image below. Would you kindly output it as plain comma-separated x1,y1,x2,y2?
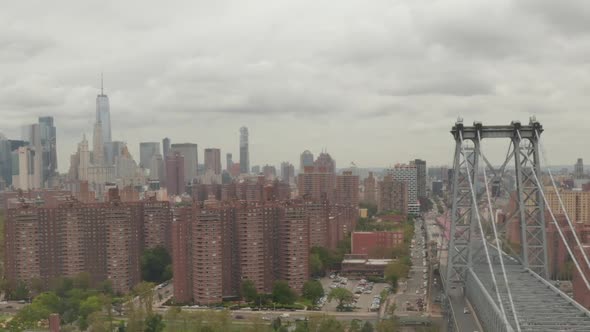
447,287,480,332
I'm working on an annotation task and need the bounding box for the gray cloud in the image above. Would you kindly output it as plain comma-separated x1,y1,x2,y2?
0,0,589,170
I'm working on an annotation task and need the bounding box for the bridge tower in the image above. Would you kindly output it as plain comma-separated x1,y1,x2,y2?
446,118,548,287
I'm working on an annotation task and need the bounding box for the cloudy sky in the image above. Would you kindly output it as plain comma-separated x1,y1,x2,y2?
2,0,590,172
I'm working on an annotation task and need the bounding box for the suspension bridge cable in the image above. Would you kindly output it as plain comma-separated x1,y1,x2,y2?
535,129,590,272
515,130,590,290
477,131,522,332
458,131,510,326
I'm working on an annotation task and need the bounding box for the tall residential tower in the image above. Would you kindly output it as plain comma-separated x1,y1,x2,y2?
240,127,249,174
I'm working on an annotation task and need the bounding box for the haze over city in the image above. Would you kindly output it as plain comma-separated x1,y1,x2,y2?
2,1,590,332
3,1,590,171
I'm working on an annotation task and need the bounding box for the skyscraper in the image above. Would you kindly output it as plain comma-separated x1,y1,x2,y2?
411,159,427,198
162,137,171,158
20,123,42,188
93,121,104,166
96,75,112,143
139,142,161,171
280,162,295,184
166,152,186,196
300,150,314,172
204,148,222,175
171,143,198,181
38,116,57,186
226,153,233,172
240,127,249,174
575,158,584,179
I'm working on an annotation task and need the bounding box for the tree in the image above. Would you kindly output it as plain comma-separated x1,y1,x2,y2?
376,318,398,332
145,313,165,332
361,321,375,332
307,315,345,332
73,272,91,290
272,280,296,305
327,288,354,309
241,279,258,303
140,246,172,283
133,281,155,314
302,280,324,304
310,253,324,276
14,280,30,300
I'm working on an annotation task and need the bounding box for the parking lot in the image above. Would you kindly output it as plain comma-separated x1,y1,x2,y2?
318,276,389,312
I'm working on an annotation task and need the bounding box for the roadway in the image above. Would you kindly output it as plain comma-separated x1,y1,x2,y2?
424,208,482,332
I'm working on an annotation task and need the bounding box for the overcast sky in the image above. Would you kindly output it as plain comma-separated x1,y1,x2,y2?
2,0,590,172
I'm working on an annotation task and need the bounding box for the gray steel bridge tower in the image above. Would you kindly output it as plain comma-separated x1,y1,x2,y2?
446,118,548,286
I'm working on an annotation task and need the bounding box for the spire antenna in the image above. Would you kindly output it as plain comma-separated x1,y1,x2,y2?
101,72,104,95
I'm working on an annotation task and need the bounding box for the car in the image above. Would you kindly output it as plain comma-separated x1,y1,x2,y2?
235,315,245,319
281,313,290,318
463,307,470,314
262,316,271,321
416,290,420,294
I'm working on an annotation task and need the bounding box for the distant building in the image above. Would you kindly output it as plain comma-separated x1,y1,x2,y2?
351,231,404,257
240,127,249,174
575,158,584,179
300,150,314,172
378,175,408,215
171,143,198,181
411,159,427,198
104,141,127,166
298,166,335,202
11,146,38,190
432,180,443,196
38,116,58,187
363,172,377,205
251,165,261,174
162,137,171,158
314,152,336,174
280,162,295,184
166,152,185,196
226,153,233,172
262,165,277,180
139,142,161,171
204,148,222,175
336,171,359,206
388,164,419,215
96,76,112,144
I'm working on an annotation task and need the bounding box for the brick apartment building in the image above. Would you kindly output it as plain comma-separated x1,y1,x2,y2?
172,198,357,305
377,175,408,215
351,231,404,258
4,190,172,294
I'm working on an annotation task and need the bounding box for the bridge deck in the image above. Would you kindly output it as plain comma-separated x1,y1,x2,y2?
473,263,590,331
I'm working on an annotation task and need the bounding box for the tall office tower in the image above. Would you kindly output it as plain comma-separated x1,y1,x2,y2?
388,164,418,215
166,152,185,196
149,154,165,182
21,124,43,188
0,134,12,185
410,159,427,198
11,146,38,190
239,127,249,174
280,162,295,184
363,172,377,205
300,150,314,172
314,152,336,173
252,165,260,174
139,142,161,171
204,148,222,175
378,175,408,214
226,153,233,172
335,171,360,206
104,141,126,166
38,116,57,187
93,121,104,165
575,158,584,179
96,75,112,143
77,135,90,181
162,137,171,158
171,143,198,181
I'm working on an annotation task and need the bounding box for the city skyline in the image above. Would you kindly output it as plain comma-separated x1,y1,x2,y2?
3,1,590,171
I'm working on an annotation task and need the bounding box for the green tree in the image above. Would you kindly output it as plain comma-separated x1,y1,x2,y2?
361,321,375,332
141,246,173,283
33,292,60,313
307,315,345,332
14,281,30,300
73,272,91,290
327,288,354,309
302,280,324,304
309,253,324,276
241,279,258,303
376,318,398,332
272,280,296,305
145,313,165,332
